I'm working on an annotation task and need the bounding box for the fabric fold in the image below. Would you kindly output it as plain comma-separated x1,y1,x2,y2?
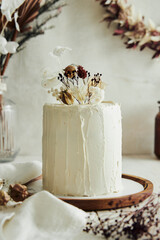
0,161,98,240
1,191,87,240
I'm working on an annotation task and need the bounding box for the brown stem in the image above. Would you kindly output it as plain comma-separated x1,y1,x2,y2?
2,30,18,76
23,175,42,186
0,94,3,111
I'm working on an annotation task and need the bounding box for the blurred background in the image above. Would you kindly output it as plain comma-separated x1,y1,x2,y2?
5,0,160,156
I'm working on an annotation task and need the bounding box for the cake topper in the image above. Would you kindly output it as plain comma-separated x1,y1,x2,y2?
42,46,106,105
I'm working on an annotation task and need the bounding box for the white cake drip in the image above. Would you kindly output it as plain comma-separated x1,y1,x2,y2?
42,102,122,197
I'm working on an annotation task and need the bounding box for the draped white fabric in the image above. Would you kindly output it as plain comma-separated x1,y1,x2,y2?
0,162,100,240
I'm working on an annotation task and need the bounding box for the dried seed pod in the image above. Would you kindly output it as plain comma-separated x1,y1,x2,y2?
0,190,10,206
60,90,74,105
64,65,76,79
89,75,103,88
9,184,30,202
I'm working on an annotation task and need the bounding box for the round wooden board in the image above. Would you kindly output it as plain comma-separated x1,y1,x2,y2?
59,174,153,211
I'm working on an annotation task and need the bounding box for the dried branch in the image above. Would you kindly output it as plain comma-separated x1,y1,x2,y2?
38,0,62,16
0,0,65,75
17,9,62,52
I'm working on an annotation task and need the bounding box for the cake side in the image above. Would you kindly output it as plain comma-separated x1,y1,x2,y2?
42,102,122,197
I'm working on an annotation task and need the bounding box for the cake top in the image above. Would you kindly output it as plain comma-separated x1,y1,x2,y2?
42,46,106,105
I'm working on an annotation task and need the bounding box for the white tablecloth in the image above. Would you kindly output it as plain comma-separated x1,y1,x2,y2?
0,155,159,240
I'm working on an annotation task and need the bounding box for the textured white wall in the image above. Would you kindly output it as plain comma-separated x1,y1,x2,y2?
5,0,160,156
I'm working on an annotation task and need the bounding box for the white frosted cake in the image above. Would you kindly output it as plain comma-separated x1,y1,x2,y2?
42,102,122,196
42,59,122,197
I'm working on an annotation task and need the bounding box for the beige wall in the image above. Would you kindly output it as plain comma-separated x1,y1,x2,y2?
6,0,160,155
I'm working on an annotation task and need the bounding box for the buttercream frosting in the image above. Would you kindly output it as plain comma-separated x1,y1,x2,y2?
42,102,122,196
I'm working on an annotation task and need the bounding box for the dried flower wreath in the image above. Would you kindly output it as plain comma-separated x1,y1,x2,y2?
98,0,160,59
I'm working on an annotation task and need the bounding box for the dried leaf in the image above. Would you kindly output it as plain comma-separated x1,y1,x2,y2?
60,90,74,105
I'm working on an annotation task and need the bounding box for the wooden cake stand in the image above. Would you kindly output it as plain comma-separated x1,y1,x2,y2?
27,173,153,211
59,174,153,211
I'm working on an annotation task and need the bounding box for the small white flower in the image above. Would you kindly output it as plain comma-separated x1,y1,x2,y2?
0,35,18,54
41,68,60,89
1,0,25,21
52,46,72,57
89,86,105,104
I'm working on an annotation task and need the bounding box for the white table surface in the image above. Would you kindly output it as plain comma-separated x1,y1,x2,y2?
14,154,160,193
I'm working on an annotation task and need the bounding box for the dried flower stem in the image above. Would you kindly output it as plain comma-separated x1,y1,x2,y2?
23,175,42,186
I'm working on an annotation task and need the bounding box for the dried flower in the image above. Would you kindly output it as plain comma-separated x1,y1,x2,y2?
60,90,74,105
77,65,87,79
9,183,29,202
0,35,19,55
64,65,77,79
107,4,119,16
41,68,60,88
89,86,105,104
1,0,25,21
42,60,105,105
84,194,160,240
0,190,10,205
118,5,133,24
139,33,151,46
89,73,102,87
